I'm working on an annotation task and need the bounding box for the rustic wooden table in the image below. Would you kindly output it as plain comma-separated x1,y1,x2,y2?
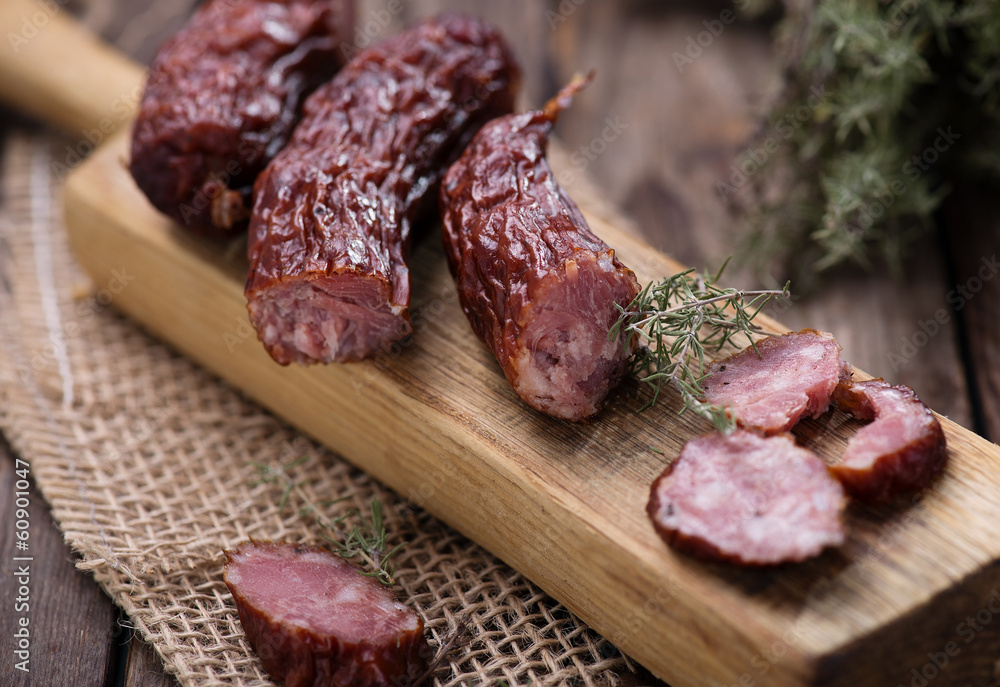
1,0,997,685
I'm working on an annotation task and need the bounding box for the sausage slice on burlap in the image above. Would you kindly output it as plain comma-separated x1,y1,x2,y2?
224,541,429,687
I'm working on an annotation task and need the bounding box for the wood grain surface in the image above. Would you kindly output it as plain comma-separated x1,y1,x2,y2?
945,187,1000,441
3,0,1000,685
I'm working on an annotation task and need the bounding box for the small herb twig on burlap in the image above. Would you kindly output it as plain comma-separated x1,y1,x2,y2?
611,258,790,432
250,457,401,586
330,496,403,587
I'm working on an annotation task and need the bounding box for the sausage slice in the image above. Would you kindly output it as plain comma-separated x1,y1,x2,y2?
647,431,846,565
831,379,947,503
223,541,428,687
701,329,852,434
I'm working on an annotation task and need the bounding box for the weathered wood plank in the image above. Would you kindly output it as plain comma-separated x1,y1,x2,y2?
0,0,145,138
544,1,776,264
543,0,974,431
89,0,197,66
944,186,1000,442
0,440,120,686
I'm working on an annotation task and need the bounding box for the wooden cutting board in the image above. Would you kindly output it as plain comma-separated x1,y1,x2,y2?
5,2,1000,685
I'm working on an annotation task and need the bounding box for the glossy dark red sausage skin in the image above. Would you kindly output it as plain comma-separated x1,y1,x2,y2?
223,541,430,687
245,13,519,364
130,0,354,237
439,78,640,421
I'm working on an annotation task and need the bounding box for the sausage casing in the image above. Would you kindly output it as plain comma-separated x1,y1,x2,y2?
224,541,430,687
440,77,640,421
130,0,354,237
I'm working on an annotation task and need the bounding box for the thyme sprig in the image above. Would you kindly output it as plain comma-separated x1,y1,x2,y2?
251,457,402,586
611,259,789,432
332,497,403,587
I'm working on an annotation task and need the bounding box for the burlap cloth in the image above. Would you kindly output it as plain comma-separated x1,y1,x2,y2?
0,132,636,685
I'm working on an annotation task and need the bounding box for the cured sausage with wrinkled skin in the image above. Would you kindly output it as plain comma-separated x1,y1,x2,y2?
701,329,852,434
440,76,640,422
831,379,947,503
647,430,846,565
246,14,519,364
223,541,429,687
131,0,354,237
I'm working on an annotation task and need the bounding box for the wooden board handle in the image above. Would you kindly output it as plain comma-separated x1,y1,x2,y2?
0,0,145,136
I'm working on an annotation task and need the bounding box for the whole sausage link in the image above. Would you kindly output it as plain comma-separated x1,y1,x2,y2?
246,13,520,364
440,74,641,421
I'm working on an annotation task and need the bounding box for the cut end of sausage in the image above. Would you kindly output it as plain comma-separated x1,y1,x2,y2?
647,430,846,565
702,329,852,434
247,274,412,364
223,541,429,687
831,379,948,503
507,252,638,422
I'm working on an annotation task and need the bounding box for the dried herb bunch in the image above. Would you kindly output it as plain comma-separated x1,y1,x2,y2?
612,260,789,431
731,0,1000,284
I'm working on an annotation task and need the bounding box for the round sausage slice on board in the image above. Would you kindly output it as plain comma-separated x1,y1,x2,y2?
647,430,846,565
701,329,852,434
